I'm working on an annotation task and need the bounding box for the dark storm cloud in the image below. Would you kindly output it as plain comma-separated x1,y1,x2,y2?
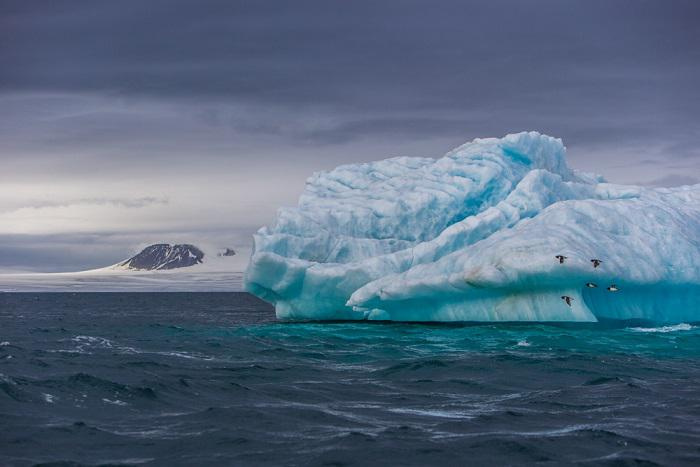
3,1,699,110
2,0,699,172
1,0,699,270
2,0,699,150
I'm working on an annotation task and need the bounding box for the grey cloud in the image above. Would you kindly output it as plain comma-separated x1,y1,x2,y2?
0,233,132,272
302,116,476,145
2,0,699,152
2,1,699,111
638,174,700,188
1,0,699,270
2,196,168,213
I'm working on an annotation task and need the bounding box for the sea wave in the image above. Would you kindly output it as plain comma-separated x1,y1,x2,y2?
4,293,700,466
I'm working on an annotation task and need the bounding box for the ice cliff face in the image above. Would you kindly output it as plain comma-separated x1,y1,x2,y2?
245,132,700,322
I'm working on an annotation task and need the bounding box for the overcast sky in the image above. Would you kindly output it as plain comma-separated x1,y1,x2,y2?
1,0,699,271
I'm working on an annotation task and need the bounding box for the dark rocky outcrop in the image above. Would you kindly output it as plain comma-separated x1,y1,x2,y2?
120,244,204,270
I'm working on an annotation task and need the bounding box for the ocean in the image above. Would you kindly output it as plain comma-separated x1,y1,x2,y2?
1,293,700,466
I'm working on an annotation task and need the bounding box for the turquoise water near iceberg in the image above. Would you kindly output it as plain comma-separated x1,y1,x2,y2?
2,293,700,466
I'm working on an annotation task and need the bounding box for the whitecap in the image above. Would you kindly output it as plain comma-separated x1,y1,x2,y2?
387,407,473,419
71,335,138,354
155,350,213,361
627,323,695,333
73,335,113,347
102,398,128,406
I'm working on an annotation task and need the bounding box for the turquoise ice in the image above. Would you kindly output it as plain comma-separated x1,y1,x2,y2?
245,132,700,322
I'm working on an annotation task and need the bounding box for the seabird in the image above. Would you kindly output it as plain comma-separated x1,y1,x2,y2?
555,255,567,264
586,282,597,288
591,259,602,268
607,284,619,292
561,295,573,306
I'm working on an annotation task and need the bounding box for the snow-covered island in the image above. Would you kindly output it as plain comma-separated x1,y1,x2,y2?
0,243,246,292
245,131,700,323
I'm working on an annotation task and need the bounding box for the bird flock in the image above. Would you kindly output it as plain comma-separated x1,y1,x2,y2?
558,256,619,307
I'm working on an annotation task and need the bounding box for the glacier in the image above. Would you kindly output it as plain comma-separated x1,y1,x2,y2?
245,132,700,322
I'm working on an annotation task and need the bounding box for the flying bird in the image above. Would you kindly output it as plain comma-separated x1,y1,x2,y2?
555,255,567,264
591,259,602,268
607,284,619,292
561,295,573,306
586,282,597,288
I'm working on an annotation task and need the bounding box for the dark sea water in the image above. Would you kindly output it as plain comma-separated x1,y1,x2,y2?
2,293,700,466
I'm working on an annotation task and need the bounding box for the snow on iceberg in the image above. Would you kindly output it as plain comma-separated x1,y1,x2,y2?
245,132,700,322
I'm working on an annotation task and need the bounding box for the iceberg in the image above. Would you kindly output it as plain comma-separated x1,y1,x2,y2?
245,132,700,322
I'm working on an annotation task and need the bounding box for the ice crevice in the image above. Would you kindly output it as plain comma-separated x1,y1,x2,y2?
245,131,700,322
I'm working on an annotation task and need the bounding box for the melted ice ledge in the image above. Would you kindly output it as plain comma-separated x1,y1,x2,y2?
245,132,700,322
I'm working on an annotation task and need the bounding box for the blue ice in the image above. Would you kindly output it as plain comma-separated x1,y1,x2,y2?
246,132,700,322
